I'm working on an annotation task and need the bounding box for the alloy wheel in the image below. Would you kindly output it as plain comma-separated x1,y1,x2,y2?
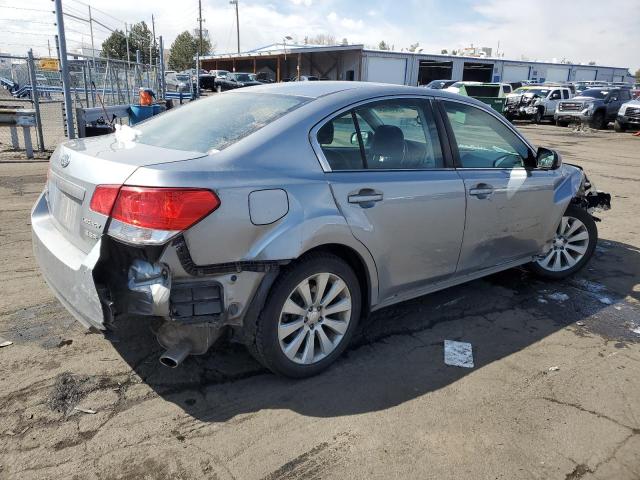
278,273,352,365
536,215,589,272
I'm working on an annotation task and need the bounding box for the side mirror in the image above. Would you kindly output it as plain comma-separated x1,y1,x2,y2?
536,147,562,170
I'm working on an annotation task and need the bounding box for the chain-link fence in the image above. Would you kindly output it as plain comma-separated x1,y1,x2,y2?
1,52,166,156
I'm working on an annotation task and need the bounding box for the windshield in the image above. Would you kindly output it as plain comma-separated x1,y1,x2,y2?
134,93,309,153
176,74,189,81
235,73,253,82
579,89,609,99
515,88,549,96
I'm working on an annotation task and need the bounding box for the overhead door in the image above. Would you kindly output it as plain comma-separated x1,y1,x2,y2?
545,66,570,82
575,69,597,81
502,65,530,82
365,56,407,85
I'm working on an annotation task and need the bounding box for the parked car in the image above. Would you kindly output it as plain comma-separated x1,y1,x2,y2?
32,82,610,378
504,86,572,123
423,79,456,89
555,87,633,128
614,98,640,132
216,72,262,90
255,72,275,83
164,72,190,93
290,75,320,82
182,68,216,91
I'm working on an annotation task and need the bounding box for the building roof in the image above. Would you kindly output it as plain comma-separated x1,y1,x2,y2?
201,43,364,60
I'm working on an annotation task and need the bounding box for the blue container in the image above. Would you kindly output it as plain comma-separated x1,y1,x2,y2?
152,104,165,115
129,105,153,125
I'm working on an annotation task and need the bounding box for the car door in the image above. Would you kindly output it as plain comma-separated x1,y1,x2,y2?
546,89,562,116
439,99,559,276
606,90,622,120
314,97,466,301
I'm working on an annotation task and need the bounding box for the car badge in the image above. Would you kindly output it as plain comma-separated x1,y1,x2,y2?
60,153,70,168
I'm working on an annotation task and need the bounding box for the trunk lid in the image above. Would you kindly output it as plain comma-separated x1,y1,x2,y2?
47,135,205,253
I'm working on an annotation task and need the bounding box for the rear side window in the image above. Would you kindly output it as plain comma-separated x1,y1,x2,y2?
443,101,530,169
134,92,309,153
318,98,443,170
562,90,570,99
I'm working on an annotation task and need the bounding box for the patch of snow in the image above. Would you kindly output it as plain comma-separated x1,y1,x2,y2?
444,340,474,368
547,292,569,302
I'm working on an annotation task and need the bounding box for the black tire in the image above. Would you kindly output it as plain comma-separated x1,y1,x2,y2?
253,253,361,378
533,107,544,124
590,110,606,130
528,204,598,280
614,120,626,133
556,120,569,127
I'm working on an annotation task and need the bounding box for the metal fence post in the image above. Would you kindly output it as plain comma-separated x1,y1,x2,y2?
196,53,200,98
159,36,166,99
27,50,45,152
54,0,76,139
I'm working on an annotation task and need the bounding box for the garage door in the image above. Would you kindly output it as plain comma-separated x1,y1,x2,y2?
546,67,570,82
575,69,597,81
366,56,407,85
502,65,530,82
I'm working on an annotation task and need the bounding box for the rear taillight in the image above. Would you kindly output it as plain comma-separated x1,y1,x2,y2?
90,185,220,245
90,185,121,216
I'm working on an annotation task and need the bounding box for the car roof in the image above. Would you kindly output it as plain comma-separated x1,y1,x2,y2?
234,81,489,106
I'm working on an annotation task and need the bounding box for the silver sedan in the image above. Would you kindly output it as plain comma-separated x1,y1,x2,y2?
32,82,610,377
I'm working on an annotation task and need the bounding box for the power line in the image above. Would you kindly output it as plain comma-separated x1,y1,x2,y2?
0,5,52,13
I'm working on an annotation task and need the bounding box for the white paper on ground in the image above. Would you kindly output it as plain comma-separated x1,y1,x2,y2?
444,340,474,368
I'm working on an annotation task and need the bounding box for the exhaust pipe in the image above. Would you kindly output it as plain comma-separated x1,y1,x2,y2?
159,342,191,368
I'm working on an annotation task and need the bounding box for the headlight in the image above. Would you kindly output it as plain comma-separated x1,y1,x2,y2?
586,103,594,114
619,105,627,115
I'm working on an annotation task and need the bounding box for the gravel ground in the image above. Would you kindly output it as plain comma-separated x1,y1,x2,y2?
0,123,638,480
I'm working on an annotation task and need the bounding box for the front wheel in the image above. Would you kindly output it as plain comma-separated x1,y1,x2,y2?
556,119,569,127
590,111,606,130
533,108,544,124
253,253,361,377
614,120,626,132
528,204,597,280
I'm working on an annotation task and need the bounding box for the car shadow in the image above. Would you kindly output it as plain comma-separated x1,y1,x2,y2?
109,237,639,422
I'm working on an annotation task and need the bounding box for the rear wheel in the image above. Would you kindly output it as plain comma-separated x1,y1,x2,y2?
556,120,569,127
614,120,626,132
253,253,361,377
590,111,606,129
528,204,597,280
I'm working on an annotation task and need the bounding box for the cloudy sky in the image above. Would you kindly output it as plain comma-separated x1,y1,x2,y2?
1,0,638,72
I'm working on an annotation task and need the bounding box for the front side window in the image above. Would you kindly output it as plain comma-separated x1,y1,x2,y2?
443,101,531,169
317,99,444,170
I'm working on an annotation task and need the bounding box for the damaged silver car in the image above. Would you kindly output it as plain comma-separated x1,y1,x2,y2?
32,82,611,377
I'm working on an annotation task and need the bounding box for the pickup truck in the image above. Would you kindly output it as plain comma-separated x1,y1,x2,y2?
555,87,633,129
615,98,640,132
504,86,572,123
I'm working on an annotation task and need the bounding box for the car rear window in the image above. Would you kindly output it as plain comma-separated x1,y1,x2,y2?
134,92,309,153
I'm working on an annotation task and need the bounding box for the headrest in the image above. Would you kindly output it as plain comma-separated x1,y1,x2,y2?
371,125,404,154
318,121,334,144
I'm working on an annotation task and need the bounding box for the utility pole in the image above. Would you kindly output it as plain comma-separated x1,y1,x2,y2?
88,5,96,66
125,23,131,64
230,0,240,54
47,39,51,57
198,0,203,54
53,0,76,139
150,14,156,66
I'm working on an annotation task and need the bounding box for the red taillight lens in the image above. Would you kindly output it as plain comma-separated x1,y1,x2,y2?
110,187,220,231
90,185,121,215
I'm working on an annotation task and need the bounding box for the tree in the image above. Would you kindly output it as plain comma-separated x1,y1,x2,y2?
128,21,158,64
635,69,640,82
588,61,596,66
408,42,420,52
441,49,448,54
168,31,211,71
100,30,127,60
304,34,337,46
378,40,390,50
341,37,348,45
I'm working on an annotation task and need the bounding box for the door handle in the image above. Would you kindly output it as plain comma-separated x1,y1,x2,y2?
469,183,494,199
348,189,383,207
